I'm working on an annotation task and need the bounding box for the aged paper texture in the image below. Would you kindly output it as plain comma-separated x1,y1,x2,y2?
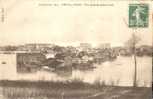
0,0,152,99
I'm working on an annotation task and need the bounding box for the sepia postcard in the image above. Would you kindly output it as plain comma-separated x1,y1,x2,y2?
0,0,152,99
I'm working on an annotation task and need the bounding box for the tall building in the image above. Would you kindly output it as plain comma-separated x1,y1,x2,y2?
79,43,92,51
98,43,111,49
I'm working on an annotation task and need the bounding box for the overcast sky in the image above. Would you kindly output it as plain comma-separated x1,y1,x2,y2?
0,0,152,47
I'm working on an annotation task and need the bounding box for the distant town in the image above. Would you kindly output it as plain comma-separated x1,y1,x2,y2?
0,43,152,73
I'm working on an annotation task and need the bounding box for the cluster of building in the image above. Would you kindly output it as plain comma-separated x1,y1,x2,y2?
0,43,152,74
0,43,117,73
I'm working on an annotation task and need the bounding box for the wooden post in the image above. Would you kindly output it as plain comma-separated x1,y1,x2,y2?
61,92,64,99
133,30,137,87
133,43,137,87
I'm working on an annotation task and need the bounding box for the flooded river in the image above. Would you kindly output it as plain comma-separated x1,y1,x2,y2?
72,56,152,87
0,56,152,87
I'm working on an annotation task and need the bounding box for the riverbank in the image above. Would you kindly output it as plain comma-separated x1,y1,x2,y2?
0,80,151,99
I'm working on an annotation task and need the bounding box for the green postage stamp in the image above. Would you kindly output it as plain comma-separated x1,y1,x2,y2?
129,4,149,28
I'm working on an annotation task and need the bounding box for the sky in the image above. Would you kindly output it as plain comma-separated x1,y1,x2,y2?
0,0,152,47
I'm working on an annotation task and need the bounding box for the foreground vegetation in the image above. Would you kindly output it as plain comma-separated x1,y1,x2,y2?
0,80,151,99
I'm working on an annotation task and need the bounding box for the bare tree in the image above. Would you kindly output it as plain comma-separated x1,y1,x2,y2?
125,33,141,53
125,32,141,87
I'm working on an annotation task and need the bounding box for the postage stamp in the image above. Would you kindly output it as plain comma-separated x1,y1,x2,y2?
129,4,149,28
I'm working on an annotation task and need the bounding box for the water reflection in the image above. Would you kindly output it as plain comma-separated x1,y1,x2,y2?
16,56,152,87
72,56,152,87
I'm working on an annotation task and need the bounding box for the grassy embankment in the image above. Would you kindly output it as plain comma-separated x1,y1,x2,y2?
0,80,151,99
